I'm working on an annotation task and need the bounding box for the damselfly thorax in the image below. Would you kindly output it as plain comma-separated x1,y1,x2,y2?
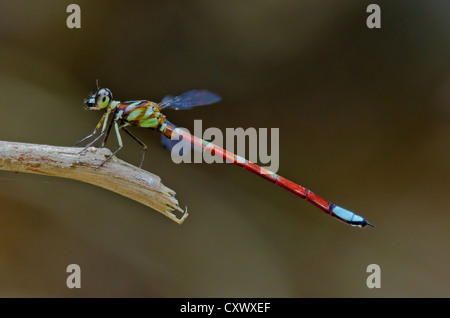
116,100,167,132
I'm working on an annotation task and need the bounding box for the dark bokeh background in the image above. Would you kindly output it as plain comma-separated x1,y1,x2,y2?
0,1,448,297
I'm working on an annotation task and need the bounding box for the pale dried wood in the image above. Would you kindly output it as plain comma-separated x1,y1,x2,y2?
0,140,188,224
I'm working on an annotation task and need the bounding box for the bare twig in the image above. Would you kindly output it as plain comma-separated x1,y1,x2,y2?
0,140,188,224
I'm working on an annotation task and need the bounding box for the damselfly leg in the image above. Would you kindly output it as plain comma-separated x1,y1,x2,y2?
100,116,115,148
74,112,108,147
78,131,106,155
75,109,114,156
96,125,148,169
94,120,123,170
121,127,148,168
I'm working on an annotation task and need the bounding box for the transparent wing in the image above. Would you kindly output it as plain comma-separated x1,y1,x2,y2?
159,89,221,110
160,134,180,153
160,119,180,152
160,94,175,105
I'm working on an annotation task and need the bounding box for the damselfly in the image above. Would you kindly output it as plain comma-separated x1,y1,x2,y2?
76,86,374,228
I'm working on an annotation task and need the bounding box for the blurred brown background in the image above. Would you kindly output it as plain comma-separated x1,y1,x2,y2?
0,0,448,297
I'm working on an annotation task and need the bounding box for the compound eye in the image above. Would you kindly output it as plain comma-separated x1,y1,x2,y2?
96,88,112,109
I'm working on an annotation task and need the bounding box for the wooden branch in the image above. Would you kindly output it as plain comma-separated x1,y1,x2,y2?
0,140,188,224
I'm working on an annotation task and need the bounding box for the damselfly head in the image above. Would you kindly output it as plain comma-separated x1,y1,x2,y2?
84,88,113,110
84,93,96,110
